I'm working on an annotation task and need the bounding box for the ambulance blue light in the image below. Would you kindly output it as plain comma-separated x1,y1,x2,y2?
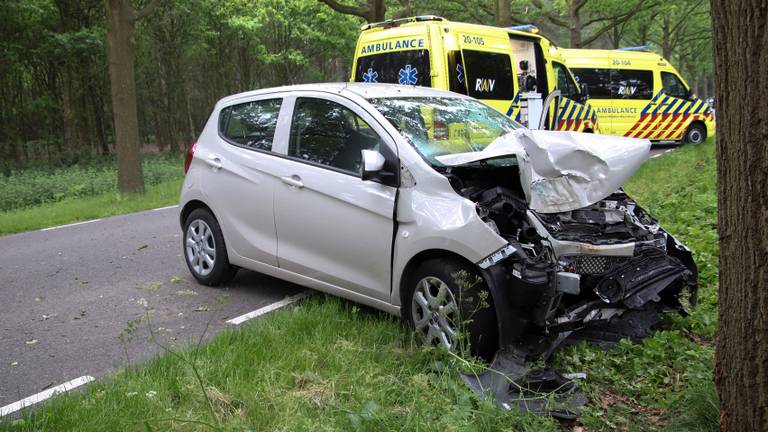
617,46,653,52
506,24,539,34
361,15,445,31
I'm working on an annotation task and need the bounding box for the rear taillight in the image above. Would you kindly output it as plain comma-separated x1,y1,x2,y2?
184,143,197,174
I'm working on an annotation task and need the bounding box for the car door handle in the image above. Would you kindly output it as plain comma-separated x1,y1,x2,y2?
205,155,223,170
280,175,304,189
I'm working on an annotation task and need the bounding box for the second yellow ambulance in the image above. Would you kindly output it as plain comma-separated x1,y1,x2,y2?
562,47,715,143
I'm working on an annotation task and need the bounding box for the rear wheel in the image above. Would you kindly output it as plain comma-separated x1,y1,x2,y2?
183,208,237,286
406,258,498,360
684,122,706,144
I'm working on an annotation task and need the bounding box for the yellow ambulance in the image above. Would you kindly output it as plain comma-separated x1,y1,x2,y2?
351,16,598,134
561,47,715,143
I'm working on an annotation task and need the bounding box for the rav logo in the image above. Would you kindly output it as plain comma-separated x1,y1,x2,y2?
618,85,637,96
475,78,496,93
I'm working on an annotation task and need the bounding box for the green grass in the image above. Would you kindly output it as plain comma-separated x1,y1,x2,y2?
0,154,184,212
0,140,719,431
0,154,184,235
0,178,183,235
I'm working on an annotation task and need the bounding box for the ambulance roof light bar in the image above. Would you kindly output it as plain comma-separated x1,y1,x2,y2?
361,15,446,31
506,24,539,34
617,46,653,52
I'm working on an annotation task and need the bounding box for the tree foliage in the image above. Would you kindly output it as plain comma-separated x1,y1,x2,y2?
0,0,713,170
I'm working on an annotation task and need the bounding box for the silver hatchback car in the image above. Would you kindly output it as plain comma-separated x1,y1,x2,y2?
179,83,697,362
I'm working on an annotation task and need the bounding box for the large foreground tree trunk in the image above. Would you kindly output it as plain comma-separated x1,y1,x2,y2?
711,1,768,430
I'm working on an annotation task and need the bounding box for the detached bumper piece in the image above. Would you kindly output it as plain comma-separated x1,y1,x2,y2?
461,348,587,420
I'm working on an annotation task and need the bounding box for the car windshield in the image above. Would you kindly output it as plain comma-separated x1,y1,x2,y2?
369,97,521,165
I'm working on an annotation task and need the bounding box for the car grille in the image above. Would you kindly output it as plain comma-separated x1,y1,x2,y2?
571,255,626,275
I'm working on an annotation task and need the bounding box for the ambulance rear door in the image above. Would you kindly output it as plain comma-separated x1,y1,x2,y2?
353,26,434,88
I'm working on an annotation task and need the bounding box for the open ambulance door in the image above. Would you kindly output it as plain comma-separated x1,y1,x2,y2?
454,32,518,121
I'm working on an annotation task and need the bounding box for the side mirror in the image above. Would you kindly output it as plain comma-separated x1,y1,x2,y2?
361,149,386,181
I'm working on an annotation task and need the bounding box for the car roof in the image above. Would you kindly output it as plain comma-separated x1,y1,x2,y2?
216,83,471,107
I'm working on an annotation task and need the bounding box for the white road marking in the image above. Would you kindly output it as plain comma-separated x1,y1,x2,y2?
152,205,179,211
227,292,310,325
0,375,95,417
40,219,102,231
38,204,179,232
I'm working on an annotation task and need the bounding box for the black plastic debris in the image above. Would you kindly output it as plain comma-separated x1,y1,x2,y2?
461,348,588,420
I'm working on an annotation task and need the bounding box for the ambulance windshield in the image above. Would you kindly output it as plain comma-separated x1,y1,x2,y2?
370,96,521,165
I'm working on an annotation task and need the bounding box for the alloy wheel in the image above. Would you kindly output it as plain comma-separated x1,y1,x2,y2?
185,219,216,277
411,276,460,350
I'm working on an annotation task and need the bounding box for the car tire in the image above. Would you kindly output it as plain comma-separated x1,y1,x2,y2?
406,258,498,360
183,208,237,286
684,122,706,144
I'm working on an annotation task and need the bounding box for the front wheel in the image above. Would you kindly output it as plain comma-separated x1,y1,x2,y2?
406,258,498,360
183,208,237,286
684,123,706,144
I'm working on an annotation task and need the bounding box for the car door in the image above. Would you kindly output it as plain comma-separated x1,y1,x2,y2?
610,68,656,138
198,96,290,267
654,71,695,140
551,61,592,132
570,67,614,134
270,94,398,301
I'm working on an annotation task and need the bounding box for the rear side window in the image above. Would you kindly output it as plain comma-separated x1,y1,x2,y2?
572,68,612,99
552,62,578,99
612,69,654,100
219,99,282,151
661,72,688,98
571,68,653,100
462,50,514,100
288,98,381,174
354,50,432,87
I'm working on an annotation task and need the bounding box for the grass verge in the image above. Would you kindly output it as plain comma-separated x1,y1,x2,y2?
0,178,182,235
0,140,719,431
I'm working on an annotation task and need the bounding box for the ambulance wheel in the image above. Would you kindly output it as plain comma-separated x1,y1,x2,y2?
406,258,498,361
684,123,706,144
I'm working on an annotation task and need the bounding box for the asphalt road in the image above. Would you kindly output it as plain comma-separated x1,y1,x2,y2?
0,206,302,408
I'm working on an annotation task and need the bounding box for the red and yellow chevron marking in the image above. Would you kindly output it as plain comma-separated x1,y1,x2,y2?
556,100,598,132
624,97,711,140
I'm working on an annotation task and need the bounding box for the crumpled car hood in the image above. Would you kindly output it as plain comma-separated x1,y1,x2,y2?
436,130,650,213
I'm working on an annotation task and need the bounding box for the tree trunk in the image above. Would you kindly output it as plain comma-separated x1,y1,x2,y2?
569,1,583,48
496,0,512,27
661,16,672,59
105,0,144,194
370,0,385,22
711,0,768,430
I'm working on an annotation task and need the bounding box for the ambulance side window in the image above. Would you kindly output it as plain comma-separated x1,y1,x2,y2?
462,50,514,100
661,72,689,99
611,69,653,100
447,51,468,95
571,68,611,99
354,50,432,87
553,62,577,99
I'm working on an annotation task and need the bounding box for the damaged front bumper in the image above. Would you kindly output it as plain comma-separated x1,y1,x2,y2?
467,220,698,418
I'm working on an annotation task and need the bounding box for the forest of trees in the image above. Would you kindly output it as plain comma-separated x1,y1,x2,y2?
0,0,713,170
